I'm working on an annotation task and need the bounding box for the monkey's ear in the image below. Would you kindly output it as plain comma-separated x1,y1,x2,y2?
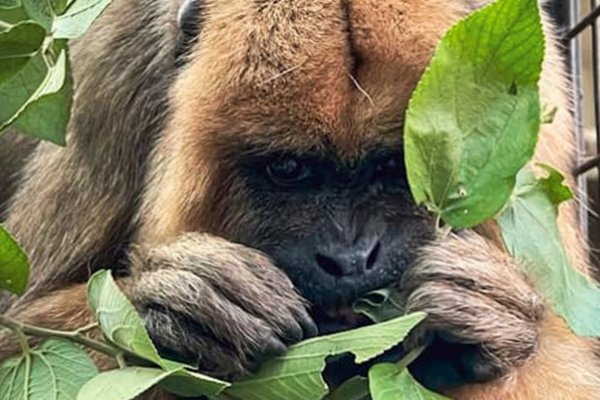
176,0,204,66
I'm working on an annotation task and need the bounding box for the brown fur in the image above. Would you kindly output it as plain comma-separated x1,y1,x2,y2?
0,133,37,216
1,0,599,399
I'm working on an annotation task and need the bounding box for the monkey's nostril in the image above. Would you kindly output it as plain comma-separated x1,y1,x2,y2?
316,253,346,277
316,240,381,277
366,241,381,270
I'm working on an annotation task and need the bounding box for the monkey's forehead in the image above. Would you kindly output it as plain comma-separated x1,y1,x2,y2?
169,0,470,158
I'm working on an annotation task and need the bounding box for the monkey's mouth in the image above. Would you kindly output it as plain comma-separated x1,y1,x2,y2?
312,305,372,335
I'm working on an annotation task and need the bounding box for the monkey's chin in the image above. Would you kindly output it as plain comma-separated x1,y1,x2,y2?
312,305,372,335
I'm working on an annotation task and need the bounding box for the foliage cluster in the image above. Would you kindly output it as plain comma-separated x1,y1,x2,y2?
2,0,600,399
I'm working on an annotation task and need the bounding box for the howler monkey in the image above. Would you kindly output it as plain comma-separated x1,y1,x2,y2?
1,0,599,399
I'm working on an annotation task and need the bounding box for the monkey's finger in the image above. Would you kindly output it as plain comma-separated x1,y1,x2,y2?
252,336,287,364
277,318,305,344
296,308,318,338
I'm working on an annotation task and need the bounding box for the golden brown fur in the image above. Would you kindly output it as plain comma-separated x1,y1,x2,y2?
1,0,599,399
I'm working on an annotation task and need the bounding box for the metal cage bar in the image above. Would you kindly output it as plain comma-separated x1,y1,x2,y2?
568,0,600,249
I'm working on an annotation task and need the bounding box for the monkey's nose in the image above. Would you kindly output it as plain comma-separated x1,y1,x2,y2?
315,239,381,277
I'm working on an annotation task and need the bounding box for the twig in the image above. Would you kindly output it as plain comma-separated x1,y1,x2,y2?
0,314,120,357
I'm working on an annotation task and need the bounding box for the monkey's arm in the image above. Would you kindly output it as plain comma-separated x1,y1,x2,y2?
450,315,600,400
1,233,316,379
403,232,600,400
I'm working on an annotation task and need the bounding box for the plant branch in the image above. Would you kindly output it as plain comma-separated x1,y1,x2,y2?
0,314,120,357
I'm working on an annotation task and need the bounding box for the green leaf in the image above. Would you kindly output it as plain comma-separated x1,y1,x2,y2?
0,224,29,295
51,0,74,16
21,0,53,30
0,0,20,10
12,41,72,145
323,376,370,400
404,0,544,228
157,367,230,398
0,339,98,400
0,6,29,26
536,163,574,205
225,312,426,400
52,0,112,39
0,41,71,145
498,167,600,336
353,289,404,323
87,269,163,366
77,367,229,400
368,364,449,400
0,22,45,84
86,270,230,397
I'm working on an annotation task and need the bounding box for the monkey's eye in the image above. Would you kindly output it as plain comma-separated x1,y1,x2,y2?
376,155,404,175
375,155,407,192
266,157,312,186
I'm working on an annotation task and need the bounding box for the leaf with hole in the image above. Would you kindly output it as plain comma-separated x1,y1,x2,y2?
225,312,426,400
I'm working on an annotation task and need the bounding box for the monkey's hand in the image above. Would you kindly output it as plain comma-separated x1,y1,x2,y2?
130,233,317,378
401,231,544,390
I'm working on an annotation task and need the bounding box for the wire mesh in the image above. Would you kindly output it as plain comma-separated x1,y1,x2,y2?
565,1,600,261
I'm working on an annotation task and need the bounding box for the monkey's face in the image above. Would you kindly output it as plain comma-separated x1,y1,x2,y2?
158,0,475,330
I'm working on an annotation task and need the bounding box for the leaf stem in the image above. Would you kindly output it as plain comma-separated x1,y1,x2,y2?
0,20,12,30
0,314,120,357
397,345,427,371
116,353,127,369
74,322,99,335
15,327,30,355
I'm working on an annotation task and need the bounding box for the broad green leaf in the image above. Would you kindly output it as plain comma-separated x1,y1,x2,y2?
353,289,404,323
0,0,20,9
158,367,230,398
498,167,600,336
0,6,29,26
0,224,29,295
87,269,163,366
12,41,72,145
404,0,544,228
368,364,449,400
21,0,53,30
323,376,370,400
0,339,98,400
52,0,112,39
0,41,71,145
77,367,229,400
86,271,230,398
536,163,574,205
225,312,426,400
51,0,74,15
0,21,44,83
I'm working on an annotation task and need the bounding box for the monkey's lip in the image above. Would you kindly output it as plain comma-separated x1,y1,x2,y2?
312,305,372,335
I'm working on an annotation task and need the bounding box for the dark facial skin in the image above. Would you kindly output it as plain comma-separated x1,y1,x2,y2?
229,146,435,332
